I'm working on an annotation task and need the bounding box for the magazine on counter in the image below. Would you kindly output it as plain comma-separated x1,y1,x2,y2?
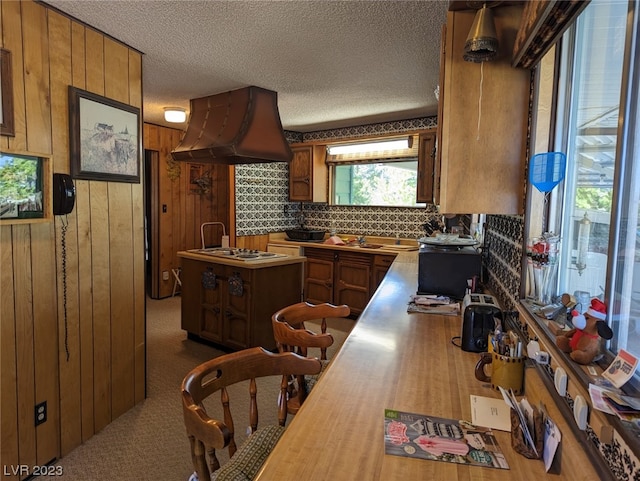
384,409,509,470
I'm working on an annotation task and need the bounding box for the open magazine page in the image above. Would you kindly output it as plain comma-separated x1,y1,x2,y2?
384,409,509,470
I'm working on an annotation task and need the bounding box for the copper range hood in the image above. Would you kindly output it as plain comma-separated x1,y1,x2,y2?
171,86,292,165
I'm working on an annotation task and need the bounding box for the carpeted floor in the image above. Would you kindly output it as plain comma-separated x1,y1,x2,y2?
41,296,353,480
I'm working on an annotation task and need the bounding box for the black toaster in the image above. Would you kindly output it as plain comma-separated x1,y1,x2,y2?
461,294,502,352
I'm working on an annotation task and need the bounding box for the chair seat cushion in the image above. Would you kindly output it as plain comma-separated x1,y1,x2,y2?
304,359,330,392
211,425,285,481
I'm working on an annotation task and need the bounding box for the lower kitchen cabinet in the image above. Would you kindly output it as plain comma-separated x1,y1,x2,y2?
304,248,335,305
373,254,395,290
304,247,395,316
180,257,303,350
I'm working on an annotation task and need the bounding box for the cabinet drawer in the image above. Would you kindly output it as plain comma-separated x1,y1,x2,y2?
373,254,395,267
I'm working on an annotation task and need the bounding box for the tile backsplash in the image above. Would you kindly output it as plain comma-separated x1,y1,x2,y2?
235,117,442,239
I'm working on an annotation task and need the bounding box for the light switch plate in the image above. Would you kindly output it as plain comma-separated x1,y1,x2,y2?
554,367,567,397
574,395,588,430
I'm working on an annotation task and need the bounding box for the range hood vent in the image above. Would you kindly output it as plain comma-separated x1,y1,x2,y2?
171,86,292,165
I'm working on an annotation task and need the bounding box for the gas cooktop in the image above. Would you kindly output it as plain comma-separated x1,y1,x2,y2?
190,247,287,261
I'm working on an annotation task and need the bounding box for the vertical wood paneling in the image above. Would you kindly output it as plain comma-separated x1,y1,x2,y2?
108,181,135,418
31,222,59,464
74,179,95,443
49,9,82,455
0,225,19,480
89,182,112,435
70,19,94,445
3,0,26,152
129,50,145,404
104,33,136,421
21,1,51,154
2,1,146,469
12,224,36,467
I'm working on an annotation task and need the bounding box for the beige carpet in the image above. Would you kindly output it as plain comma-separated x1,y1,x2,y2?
41,296,353,480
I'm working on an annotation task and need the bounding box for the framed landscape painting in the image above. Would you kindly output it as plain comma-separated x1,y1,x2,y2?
69,86,140,183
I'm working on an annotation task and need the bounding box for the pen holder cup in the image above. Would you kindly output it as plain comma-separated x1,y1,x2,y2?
474,351,525,396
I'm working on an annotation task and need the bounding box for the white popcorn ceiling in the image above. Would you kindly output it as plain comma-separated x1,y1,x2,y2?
45,0,448,132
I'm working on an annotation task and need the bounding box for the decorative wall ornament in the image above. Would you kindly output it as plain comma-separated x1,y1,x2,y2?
201,269,217,290
228,272,244,297
165,153,181,181
189,164,211,195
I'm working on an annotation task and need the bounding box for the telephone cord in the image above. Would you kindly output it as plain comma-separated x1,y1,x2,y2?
61,216,70,362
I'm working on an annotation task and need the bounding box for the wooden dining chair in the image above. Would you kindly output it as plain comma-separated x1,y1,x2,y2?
271,301,351,413
181,347,321,481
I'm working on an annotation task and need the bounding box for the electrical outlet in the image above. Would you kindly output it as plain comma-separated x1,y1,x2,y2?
35,401,47,426
162,271,169,281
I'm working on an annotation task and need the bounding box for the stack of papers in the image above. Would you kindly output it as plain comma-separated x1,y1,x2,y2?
590,384,640,422
408,295,460,315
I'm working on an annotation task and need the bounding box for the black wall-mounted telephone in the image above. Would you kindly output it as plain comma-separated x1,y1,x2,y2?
53,173,75,215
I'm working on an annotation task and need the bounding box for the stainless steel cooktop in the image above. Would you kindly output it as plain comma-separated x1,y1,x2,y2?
190,247,287,261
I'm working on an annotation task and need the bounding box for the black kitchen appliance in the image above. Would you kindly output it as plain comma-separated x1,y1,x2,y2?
461,294,502,352
417,245,481,299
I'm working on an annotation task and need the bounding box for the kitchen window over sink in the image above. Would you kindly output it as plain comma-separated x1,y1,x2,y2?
326,135,426,208
330,160,425,208
528,0,640,382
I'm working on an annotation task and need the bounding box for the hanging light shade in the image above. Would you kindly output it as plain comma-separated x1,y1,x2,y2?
463,4,499,63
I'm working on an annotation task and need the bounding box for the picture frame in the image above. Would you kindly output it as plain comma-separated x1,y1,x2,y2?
69,86,140,183
1,49,15,137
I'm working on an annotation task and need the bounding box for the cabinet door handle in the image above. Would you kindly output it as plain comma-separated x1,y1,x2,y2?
224,308,233,318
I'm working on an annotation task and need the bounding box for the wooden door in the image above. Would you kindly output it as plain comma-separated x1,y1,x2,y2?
289,146,313,201
335,252,371,316
417,131,437,204
222,269,251,350
304,248,335,304
200,265,224,344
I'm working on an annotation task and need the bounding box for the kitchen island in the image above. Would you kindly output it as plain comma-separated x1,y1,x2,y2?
255,250,607,480
178,249,306,351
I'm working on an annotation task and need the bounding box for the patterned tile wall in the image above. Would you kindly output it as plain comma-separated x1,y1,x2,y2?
235,117,441,238
484,215,525,311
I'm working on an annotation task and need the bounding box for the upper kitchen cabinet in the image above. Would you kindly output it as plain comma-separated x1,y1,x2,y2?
438,5,529,214
416,130,437,204
289,144,328,202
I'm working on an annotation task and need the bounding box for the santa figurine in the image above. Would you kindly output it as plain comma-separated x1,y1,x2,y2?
556,298,613,365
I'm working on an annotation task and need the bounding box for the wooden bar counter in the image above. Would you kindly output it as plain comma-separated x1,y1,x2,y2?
255,252,604,480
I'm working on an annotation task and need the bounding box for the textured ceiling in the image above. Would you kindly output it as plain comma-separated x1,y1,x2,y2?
44,0,449,132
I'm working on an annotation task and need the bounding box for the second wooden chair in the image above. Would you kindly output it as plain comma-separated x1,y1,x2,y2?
272,301,351,413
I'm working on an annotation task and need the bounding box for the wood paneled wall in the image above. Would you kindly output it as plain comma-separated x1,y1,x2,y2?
0,2,145,477
144,123,230,299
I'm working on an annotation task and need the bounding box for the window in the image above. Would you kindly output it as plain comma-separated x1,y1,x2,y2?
537,0,640,367
331,160,426,207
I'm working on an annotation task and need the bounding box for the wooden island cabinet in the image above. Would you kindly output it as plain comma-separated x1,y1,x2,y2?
178,252,305,350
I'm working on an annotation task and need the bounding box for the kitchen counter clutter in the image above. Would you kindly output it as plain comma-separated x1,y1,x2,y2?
255,250,608,480
178,250,305,350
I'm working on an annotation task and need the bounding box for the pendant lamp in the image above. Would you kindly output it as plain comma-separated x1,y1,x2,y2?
463,4,499,63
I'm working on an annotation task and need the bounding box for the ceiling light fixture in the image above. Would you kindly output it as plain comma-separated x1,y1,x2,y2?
463,3,499,63
327,137,412,156
164,107,186,123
